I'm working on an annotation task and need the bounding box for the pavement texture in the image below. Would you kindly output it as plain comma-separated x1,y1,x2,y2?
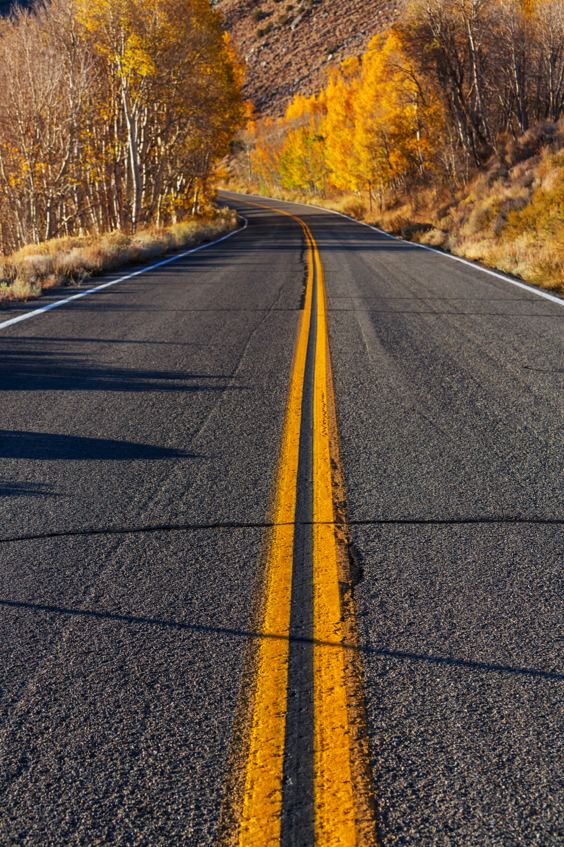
0,211,302,845
315,207,564,846
1,194,564,845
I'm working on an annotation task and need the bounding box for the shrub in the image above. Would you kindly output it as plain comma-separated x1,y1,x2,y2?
340,199,367,220
504,179,564,244
419,229,448,248
10,279,41,301
250,8,264,23
0,212,240,302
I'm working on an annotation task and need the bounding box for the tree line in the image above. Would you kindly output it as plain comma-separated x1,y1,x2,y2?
0,0,244,253
243,0,564,202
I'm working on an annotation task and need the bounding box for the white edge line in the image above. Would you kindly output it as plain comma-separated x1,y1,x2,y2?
0,216,249,332
220,189,564,308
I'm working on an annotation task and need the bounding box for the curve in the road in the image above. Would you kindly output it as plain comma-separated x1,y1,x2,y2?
218,203,378,847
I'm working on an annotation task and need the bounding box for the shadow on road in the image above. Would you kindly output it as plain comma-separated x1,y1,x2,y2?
0,430,196,460
1,597,562,682
0,344,246,393
0,480,60,497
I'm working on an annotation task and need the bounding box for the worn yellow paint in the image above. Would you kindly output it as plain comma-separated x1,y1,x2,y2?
238,210,314,847
310,236,358,846
236,199,367,847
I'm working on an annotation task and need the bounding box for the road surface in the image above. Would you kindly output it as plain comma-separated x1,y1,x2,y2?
1,193,563,845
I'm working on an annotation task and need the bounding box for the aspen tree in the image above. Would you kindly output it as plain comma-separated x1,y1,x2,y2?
245,0,564,200
321,61,363,192
0,0,243,252
278,92,328,193
535,0,564,121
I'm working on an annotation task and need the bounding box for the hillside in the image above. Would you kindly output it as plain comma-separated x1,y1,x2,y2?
0,0,403,118
218,0,405,116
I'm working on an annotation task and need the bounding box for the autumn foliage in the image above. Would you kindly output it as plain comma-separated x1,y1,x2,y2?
0,0,245,253
241,0,564,204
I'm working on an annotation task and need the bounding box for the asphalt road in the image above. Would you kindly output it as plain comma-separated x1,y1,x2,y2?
1,194,563,845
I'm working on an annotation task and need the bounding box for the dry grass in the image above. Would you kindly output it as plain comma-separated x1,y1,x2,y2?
224,119,564,294
0,211,240,303
411,143,564,291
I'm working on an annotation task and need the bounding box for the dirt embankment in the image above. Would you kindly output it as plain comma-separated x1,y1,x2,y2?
219,0,404,116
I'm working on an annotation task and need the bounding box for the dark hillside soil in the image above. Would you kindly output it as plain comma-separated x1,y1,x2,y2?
219,0,406,116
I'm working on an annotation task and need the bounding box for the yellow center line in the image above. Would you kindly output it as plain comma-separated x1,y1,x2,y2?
229,200,377,847
238,208,314,847
311,236,357,846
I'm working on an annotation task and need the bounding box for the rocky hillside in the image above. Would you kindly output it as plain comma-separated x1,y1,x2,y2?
218,0,405,116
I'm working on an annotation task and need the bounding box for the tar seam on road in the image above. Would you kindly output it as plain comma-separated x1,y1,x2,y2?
216,202,379,847
3,516,564,546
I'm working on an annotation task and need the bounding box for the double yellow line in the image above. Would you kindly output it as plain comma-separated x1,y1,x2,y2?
222,204,377,847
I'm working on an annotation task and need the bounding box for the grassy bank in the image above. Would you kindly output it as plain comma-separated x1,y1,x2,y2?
224,121,564,294
0,210,240,304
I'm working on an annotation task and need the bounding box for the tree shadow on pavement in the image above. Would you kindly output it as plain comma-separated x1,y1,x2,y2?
0,596,561,682
0,430,197,460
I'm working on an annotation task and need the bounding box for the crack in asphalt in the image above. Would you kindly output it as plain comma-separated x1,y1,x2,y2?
2,516,564,545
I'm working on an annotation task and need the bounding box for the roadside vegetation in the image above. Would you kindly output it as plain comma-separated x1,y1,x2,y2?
0,211,241,303
226,0,564,292
0,0,245,258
